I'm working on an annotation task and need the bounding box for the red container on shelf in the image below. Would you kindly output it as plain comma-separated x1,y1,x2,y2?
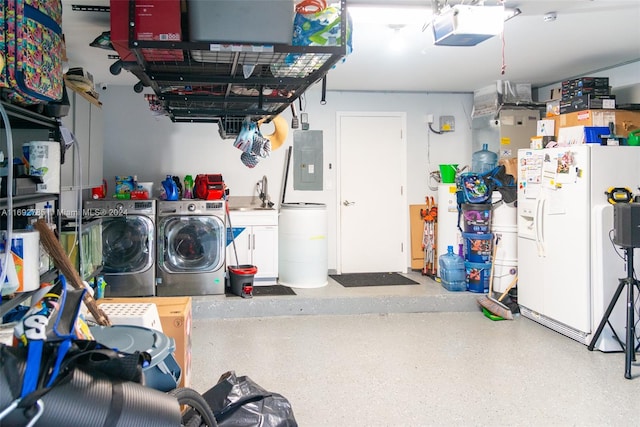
110,0,184,62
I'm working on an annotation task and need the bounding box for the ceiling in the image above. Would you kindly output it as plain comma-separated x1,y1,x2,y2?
61,0,640,94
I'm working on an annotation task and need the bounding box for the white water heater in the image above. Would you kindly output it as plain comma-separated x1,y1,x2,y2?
437,183,461,267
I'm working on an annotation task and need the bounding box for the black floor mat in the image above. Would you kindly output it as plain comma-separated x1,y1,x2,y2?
329,272,419,287
226,285,296,297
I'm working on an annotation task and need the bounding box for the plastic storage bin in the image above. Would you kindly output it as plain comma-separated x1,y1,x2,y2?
439,246,467,291
90,325,181,392
461,203,492,233
584,126,610,144
188,0,294,45
465,261,491,293
462,232,494,263
95,303,163,332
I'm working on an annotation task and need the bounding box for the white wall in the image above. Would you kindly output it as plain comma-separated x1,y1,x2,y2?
98,60,640,271
100,85,474,270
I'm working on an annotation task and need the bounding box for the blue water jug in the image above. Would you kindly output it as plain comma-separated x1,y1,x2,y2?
471,143,498,174
439,245,467,292
162,175,179,201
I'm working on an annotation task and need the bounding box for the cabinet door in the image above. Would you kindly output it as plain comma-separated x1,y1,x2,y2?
73,94,91,190
87,103,103,188
60,93,75,190
60,92,103,190
227,225,252,267
252,225,278,279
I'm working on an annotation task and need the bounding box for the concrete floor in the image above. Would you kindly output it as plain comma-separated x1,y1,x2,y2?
191,271,481,319
189,272,640,427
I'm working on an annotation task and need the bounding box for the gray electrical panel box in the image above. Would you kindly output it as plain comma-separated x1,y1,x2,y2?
293,130,323,191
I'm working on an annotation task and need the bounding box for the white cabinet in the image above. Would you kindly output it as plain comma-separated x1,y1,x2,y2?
227,210,278,285
60,87,103,216
60,89,103,191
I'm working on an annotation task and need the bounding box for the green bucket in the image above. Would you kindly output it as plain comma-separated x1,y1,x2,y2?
439,164,458,183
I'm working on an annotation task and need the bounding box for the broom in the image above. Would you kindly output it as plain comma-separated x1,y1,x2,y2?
34,219,111,326
477,233,514,320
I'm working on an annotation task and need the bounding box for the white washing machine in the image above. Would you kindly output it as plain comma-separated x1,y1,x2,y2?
83,199,156,297
156,200,226,296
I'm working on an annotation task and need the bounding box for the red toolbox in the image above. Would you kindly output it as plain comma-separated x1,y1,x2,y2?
110,0,183,62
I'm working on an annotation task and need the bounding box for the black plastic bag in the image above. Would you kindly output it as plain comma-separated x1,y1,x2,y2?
203,371,298,427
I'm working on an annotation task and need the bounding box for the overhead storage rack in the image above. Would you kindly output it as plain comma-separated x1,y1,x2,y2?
113,0,349,136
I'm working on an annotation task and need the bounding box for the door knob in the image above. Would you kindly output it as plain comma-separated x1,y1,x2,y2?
343,200,355,206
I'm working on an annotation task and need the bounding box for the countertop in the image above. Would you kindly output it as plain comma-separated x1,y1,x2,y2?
226,196,276,211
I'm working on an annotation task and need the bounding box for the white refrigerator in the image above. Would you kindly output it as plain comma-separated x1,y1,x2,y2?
517,145,640,352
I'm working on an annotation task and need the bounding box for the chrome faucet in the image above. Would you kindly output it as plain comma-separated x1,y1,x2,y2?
258,175,274,208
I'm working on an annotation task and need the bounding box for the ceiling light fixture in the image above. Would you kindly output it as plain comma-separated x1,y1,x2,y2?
388,24,406,32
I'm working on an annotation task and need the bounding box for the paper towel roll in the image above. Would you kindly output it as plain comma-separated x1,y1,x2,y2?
26,141,61,194
9,230,41,292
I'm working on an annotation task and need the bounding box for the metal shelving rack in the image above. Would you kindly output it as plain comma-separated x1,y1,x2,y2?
0,100,62,320
116,0,348,136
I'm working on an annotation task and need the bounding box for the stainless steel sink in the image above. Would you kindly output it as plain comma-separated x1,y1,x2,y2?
227,196,275,211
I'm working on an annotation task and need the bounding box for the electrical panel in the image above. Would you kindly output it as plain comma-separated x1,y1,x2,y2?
440,115,455,132
293,130,323,191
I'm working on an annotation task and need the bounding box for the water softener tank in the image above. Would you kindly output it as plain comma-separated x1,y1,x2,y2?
472,143,498,174
439,245,467,292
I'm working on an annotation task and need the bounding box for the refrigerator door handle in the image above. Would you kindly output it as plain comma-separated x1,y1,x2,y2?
535,196,546,257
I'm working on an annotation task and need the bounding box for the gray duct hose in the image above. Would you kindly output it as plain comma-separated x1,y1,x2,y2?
0,345,181,427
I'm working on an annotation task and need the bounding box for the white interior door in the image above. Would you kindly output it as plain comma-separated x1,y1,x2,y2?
338,113,407,273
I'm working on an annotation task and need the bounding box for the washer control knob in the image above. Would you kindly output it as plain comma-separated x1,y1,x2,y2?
115,203,124,212
188,203,196,212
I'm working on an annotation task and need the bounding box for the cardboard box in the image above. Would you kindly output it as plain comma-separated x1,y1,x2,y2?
559,94,615,114
110,0,184,62
97,296,192,388
549,88,562,101
543,109,640,139
410,205,428,270
562,77,609,90
561,86,611,101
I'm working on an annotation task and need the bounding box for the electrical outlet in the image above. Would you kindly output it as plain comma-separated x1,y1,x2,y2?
439,115,455,132
426,114,434,124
